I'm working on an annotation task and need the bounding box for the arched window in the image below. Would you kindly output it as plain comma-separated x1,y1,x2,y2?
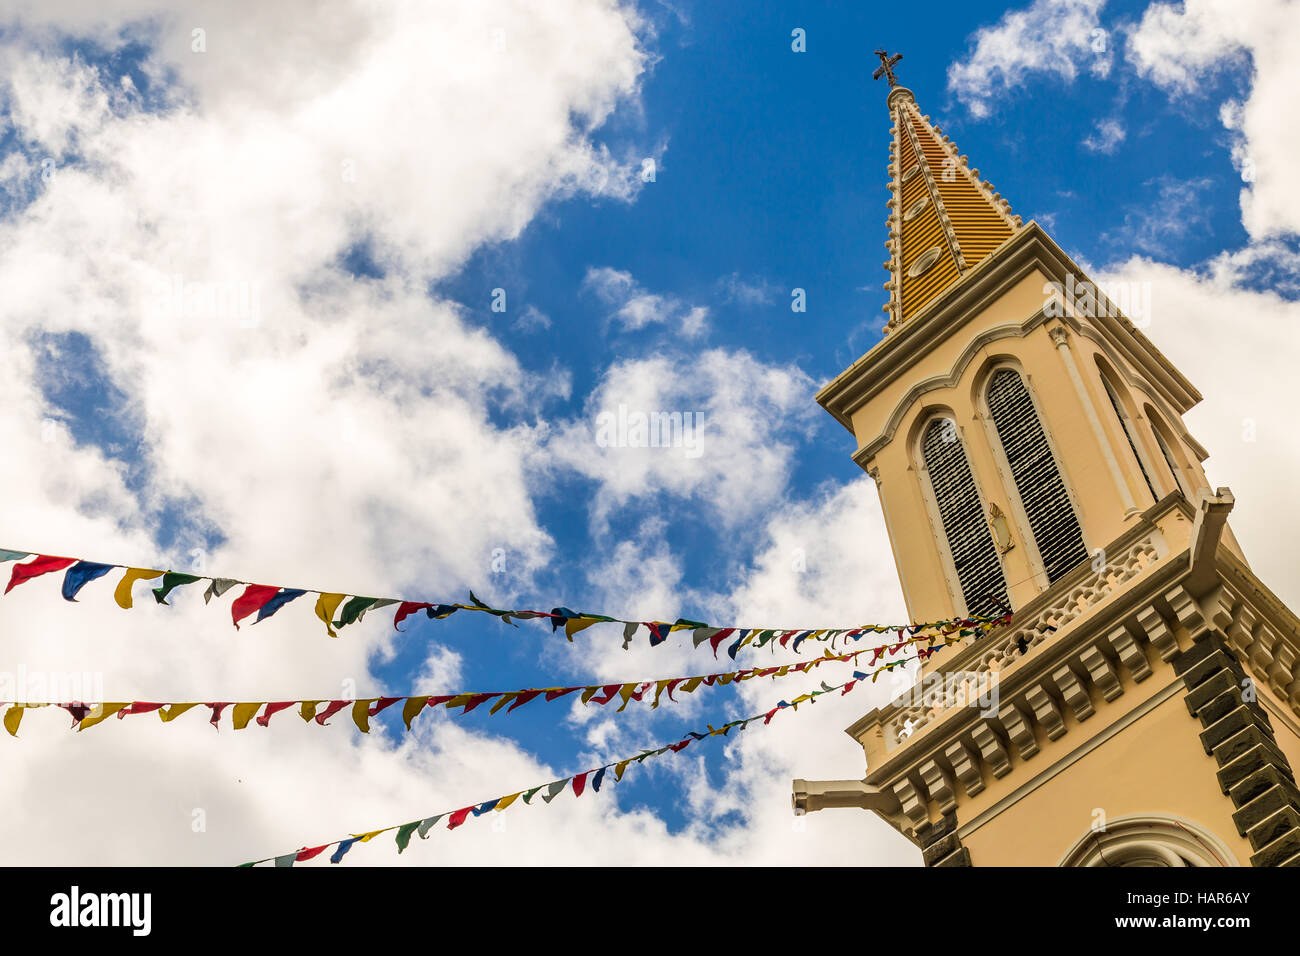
1059,816,1236,867
1146,406,1193,499
920,418,1009,618
1099,371,1159,503
986,368,1089,583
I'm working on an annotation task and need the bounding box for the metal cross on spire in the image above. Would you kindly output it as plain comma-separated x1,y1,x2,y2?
873,48,903,87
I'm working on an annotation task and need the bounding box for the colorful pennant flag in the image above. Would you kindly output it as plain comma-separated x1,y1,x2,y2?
0,625,1002,738
239,657,924,867
0,545,1007,653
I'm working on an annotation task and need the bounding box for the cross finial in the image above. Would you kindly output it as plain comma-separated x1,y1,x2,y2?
873,48,903,88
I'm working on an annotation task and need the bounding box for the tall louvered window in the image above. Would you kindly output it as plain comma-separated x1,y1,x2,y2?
986,368,1090,583
1148,410,1191,499
1101,375,1159,503
920,418,1009,618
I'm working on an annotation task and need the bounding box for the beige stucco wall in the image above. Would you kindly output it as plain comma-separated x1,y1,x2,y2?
961,689,1256,866
845,267,1233,623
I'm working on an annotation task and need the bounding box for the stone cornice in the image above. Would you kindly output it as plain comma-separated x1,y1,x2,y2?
818,222,1202,436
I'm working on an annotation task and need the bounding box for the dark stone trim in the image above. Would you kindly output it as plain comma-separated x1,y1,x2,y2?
917,810,973,867
1174,630,1300,866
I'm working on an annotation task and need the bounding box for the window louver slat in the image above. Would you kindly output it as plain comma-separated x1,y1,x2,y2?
988,369,1090,583
1102,378,1158,503
921,420,1009,619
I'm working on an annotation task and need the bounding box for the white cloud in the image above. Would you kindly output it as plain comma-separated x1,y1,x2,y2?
582,265,709,335
717,272,779,307
1097,251,1300,614
1127,0,1300,240
514,304,552,332
1098,175,1213,257
948,0,1112,117
0,0,658,865
1082,116,1126,153
543,348,817,532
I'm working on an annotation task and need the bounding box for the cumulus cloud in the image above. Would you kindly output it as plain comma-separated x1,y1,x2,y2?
947,0,1112,117
0,0,654,864
582,265,709,335
1127,0,1300,241
543,348,818,532
1082,116,1126,153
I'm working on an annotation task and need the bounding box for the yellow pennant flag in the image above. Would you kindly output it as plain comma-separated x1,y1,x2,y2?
775,665,791,676
615,682,639,712
79,702,129,730
402,696,429,730
445,693,473,711
489,693,516,715
356,829,387,843
232,702,263,730
160,702,199,723
300,700,323,722
580,686,600,705
679,676,704,695
352,699,376,733
314,593,345,638
114,569,163,609
651,679,672,709
564,617,600,640
495,792,522,812
715,673,735,686
3,705,23,737
614,759,632,781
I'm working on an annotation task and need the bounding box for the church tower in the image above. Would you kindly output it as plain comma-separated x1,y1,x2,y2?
792,56,1300,867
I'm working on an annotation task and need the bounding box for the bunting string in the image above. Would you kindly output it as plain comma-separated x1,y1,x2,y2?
239,649,938,867
0,547,1006,652
0,623,1008,739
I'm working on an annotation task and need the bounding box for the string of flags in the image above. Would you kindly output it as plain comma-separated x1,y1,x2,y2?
0,625,1003,738
0,547,1003,652
240,651,928,867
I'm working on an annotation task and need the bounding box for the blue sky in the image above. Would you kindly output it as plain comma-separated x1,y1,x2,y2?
2,0,1298,864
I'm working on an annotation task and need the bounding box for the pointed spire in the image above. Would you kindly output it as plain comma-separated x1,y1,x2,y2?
877,77,1023,333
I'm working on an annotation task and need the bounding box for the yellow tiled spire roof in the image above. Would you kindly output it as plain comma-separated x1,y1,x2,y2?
877,71,1023,332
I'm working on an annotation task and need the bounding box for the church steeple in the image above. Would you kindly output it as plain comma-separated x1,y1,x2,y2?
798,59,1300,871
878,67,1022,331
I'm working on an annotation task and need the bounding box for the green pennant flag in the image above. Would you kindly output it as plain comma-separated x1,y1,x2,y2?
333,596,379,628
354,598,397,624
152,572,201,604
395,821,420,853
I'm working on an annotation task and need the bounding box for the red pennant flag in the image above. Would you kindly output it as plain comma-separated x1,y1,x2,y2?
572,771,589,797
231,584,281,629
295,844,329,862
393,602,433,630
368,697,402,717
446,806,474,830
841,681,857,695
708,628,735,659
206,702,231,727
117,702,164,717
459,693,499,715
426,695,455,707
314,700,350,725
61,703,92,725
5,555,77,594
591,683,622,705
507,690,542,712
669,738,692,752
544,687,580,702
256,701,297,727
